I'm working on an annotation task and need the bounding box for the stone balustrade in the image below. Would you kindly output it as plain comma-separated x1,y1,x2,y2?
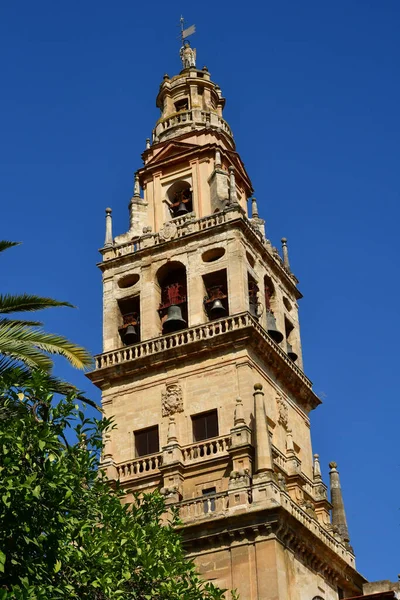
182,435,231,463
93,312,312,392
177,491,230,522
102,210,228,261
154,108,233,141
116,453,162,481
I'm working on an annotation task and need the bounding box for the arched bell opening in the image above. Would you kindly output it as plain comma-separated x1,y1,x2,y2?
264,275,283,344
118,295,140,346
284,317,298,362
157,261,188,334
247,273,261,319
167,180,193,218
203,269,229,321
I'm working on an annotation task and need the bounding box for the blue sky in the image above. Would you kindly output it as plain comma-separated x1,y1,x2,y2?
1,0,399,583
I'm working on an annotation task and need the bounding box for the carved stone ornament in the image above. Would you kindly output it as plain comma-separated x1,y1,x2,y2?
162,383,183,417
276,393,289,429
159,221,177,241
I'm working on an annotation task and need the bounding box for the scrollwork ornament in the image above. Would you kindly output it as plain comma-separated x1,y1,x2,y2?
162,383,183,417
276,393,289,429
159,221,177,241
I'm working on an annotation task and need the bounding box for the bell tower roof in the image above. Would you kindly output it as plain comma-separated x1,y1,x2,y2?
153,67,234,147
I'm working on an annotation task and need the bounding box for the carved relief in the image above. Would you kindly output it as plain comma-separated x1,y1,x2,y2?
276,393,289,429
159,221,177,241
162,383,183,416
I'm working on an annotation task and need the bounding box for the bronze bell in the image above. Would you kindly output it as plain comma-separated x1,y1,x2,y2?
209,298,226,319
266,312,284,344
163,304,187,333
287,342,298,362
175,201,188,216
124,324,138,345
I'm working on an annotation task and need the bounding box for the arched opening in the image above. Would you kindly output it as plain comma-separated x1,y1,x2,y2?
247,273,260,318
167,180,193,218
285,317,298,362
264,275,283,344
156,261,188,334
203,269,229,321
117,295,140,346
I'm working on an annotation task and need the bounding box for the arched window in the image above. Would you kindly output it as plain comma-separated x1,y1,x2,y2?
167,181,193,218
156,261,188,334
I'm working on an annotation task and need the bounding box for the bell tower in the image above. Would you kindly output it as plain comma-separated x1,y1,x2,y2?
88,41,365,600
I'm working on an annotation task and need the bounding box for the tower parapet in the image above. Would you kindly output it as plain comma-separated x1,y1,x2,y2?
153,68,233,146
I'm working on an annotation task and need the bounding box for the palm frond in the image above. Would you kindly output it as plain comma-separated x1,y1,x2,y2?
0,294,75,314
0,322,93,370
0,317,43,328
0,241,21,254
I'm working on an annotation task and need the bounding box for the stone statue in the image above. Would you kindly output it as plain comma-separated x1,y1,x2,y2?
180,42,196,69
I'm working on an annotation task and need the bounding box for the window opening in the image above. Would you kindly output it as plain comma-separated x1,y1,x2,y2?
285,317,298,362
174,98,189,112
264,275,283,343
118,296,140,345
134,426,159,457
157,262,188,334
203,269,228,320
248,274,260,318
202,487,216,513
192,410,219,442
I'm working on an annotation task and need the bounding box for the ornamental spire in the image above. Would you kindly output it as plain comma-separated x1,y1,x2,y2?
329,461,350,542
104,208,113,247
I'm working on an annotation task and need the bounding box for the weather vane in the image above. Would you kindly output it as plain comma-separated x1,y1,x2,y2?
179,16,196,69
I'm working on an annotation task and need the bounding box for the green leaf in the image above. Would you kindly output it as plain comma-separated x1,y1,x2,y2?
54,560,62,573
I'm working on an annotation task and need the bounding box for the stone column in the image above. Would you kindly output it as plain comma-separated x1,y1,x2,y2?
253,383,274,474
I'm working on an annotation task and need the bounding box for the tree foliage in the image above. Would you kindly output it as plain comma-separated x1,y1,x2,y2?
0,372,229,599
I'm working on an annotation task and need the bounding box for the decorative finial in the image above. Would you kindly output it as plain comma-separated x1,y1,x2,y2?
133,172,140,197
329,461,350,543
229,166,238,204
104,208,113,248
251,197,259,218
234,397,245,426
145,138,151,149
215,148,222,168
286,429,295,455
179,17,196,68
281,238,290,270
313,453,322,480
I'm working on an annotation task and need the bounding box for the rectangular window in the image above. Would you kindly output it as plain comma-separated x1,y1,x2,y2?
134,425,159,457
202,487,216,513
192,410,218,442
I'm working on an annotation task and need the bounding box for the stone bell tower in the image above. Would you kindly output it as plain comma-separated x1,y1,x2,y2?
87,44,366,600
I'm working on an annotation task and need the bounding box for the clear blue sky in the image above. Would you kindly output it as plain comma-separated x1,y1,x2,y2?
1,0,399,583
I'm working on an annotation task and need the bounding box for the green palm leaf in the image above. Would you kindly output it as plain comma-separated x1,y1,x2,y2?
0,322,92,371
0,241,20,254
0,294,75,314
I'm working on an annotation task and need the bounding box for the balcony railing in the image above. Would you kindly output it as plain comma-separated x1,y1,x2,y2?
182,435,231,463
93,312,312,391
177,491,230,522
104,210,228,261
116,453,162,482
154,108,233,141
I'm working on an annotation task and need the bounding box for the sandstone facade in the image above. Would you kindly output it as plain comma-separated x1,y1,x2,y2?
88,60,366,599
